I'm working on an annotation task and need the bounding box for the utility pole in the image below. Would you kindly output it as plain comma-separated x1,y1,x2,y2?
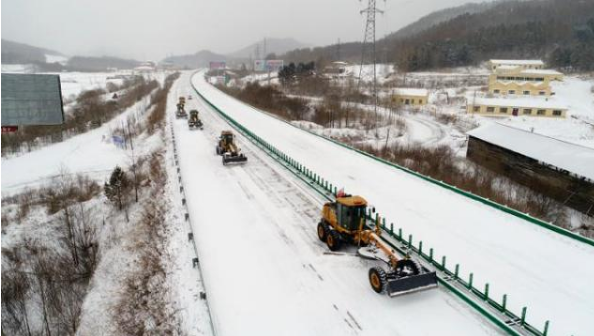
336,38,341,61
358,0,384,137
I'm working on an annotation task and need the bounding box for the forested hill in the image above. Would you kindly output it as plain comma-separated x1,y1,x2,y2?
281,0,594,72
392,0,594,71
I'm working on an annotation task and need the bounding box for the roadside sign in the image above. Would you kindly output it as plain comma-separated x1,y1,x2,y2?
209,61,226,70
1,126,18,133
1,73,65,126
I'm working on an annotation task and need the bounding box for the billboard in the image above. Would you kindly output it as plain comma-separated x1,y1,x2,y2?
209,61,226,70
254,60,284,72
1,74,65,126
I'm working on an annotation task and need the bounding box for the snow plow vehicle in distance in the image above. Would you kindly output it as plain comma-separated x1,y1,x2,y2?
216,130,247,165
176,102,187,119
188,110,203,130
317,194,438,297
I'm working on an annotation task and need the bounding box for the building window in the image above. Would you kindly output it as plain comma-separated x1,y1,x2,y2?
487,107,495,113
539,91,546,96
508,90,516,95
494,89,500,94
553,110,563,116
473,106,480,112
537,109,546,115
411,99,415,104
500,107,508,113
419,99,423,104
523,90,530,95
523,109,532,115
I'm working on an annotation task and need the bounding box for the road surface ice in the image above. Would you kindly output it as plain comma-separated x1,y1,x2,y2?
173,72,501,336
192,71,594,336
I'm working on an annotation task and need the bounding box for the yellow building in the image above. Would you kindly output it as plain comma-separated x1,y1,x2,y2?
467,97,567,118
487,59,544,71
488,66,564,97
391,88,429,106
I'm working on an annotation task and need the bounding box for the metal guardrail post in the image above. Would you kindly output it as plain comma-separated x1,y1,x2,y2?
521,307,527,326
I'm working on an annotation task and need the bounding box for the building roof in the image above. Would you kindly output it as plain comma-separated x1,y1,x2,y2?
393,88,429,96
468,123,594,180
469,96,568,110
490,59,544,66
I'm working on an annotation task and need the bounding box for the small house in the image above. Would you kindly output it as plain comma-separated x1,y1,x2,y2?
391,88,429,106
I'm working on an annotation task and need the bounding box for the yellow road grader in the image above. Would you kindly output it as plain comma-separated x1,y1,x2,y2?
317,195,438,296
216,130,247,165
188,109,203,130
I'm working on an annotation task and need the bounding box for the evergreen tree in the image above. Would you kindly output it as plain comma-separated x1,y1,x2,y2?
104,166,130,211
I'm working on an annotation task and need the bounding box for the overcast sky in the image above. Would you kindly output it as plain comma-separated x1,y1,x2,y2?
2,0,487,61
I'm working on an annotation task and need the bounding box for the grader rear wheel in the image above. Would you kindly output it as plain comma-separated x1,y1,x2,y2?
326,230,342,251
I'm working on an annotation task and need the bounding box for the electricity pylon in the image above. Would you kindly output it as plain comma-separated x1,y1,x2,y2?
358,0,384,135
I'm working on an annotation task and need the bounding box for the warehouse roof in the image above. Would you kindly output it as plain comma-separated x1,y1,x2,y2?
468,123,594,180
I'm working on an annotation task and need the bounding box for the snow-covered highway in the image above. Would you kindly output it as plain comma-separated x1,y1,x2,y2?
172,72,502,335
191,71,594,336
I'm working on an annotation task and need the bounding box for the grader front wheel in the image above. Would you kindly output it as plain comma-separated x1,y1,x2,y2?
369,267,387,294
317,222,327,242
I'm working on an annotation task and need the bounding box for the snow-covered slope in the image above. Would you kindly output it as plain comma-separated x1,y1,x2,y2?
192,71,594,336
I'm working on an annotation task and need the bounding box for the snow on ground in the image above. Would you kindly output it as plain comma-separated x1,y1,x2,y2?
1,63,36,73
174,71,501,335
193,71,594,336
58,72,126,100
45,53,68,64
345,63,394,83
1,89,153,196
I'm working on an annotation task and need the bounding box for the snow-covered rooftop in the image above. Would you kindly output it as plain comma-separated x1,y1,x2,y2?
490,59,544,66
469,96,568,110
393,88,429,96
468,123,594,180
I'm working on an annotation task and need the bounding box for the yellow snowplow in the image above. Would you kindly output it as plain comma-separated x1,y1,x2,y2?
317,195,437,296
215,130,247,165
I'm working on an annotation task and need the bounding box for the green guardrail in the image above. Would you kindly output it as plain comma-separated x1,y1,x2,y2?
192,81,560,336
199,78,594,248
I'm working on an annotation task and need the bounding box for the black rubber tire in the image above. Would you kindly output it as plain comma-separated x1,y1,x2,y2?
326,230,342,251
394,259,421,277
317,222,327,242
216,146,221,155
369,267,387,294
222,156,227,165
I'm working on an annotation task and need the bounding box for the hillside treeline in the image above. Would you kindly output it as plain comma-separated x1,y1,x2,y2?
393,0,594,71
281,0,594,72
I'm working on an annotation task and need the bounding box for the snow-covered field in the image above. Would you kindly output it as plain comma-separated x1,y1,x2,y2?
1,93,152,195
192,71,594,336
1,64,132,101
173,72,501,335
